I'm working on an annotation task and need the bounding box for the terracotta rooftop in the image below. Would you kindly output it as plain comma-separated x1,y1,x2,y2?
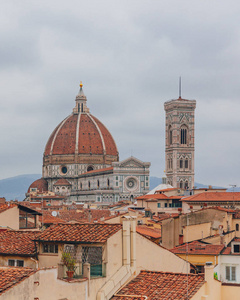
183,192,240,202
57,209,112,223
136,194,168,201
80,166,114,177
0,267,35,295
0,204,17,214
111,270,205,300
136,225,161,239
35,223,122,243
0,230,39,256
171,240,225,256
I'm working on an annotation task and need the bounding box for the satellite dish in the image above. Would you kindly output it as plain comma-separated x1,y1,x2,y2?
52,211,57,217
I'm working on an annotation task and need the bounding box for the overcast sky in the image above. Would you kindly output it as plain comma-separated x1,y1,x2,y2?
1,0,240,188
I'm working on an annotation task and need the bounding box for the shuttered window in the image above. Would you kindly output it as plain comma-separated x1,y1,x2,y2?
226,266,236,281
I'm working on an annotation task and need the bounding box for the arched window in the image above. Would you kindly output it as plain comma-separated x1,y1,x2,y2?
81,103,83,112
78,103,80,112
107,179,110,188
236,224,239,231
180,181,183,189
88,181,91,189
185,159,188,169
185,181,189,190
180,126,188,144
80,183,82,190
97,180,100,188
87,166,94,172
180,159,183,169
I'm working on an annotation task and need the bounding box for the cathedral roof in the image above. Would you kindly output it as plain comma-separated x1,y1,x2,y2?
53,178,72,186
44,84,118,158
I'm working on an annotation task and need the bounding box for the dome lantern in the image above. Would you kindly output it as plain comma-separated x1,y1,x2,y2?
73,82,89,114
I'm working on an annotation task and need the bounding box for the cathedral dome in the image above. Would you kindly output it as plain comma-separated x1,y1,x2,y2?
44,113,118,157
43,83,118,174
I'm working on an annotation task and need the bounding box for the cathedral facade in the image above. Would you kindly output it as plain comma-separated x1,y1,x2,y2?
27,83,150,203
164,96,196,190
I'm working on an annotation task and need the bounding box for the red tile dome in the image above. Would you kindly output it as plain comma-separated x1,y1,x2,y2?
27,178,48,193
44,113,118,157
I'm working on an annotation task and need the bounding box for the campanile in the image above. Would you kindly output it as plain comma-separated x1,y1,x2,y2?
164,96,196,190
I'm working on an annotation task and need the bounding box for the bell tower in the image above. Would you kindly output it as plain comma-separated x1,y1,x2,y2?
164,94,196,190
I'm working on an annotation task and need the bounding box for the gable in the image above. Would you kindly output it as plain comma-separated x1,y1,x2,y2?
113,156,149,169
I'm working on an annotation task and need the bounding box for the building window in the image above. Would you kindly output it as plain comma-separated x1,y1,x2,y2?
116,182,118,186
116,176,118,180
185,159,188,169
8,259,24,267
42,244,58,254
87,166,94,172
185,181,189,190
236,224,239,231
180,181,183,189
107,179,110,188
180,127,187,144
97,180,100,188
165,203,168,208
157,203,161,208
88,181,91,189
226,266,236,281
234,244,240,253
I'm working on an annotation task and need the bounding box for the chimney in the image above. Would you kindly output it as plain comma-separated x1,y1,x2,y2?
204,262,215,297
122,217,131,267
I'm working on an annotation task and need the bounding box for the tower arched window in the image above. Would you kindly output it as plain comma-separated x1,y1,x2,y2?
185,181,189,190
180,181,183,189
180,126,188,145
180,159,183,169
81,103,83,112
185,159,188,169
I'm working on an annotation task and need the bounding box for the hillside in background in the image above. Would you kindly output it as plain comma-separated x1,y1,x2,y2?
0,174,231,201
0,174,41,201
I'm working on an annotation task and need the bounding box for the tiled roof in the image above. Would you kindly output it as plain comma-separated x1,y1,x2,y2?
53,178,72,186
136,194,168,201
80,166,113,176
56,209,112,223
40,213,65,224
111,270,205,300
0,230,39,256
0,267,35,295
183,192,240,202
35,223,122,243
171,240,224,255
0,204,17,214
136,225,161,239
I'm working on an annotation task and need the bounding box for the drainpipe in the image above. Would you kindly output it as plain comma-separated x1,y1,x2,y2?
30,257,39,269
130,217,136,269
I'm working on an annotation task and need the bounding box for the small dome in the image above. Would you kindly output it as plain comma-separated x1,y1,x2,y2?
28,178,48,193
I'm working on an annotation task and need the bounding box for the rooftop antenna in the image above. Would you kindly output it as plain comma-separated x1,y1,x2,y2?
179,76,182,99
